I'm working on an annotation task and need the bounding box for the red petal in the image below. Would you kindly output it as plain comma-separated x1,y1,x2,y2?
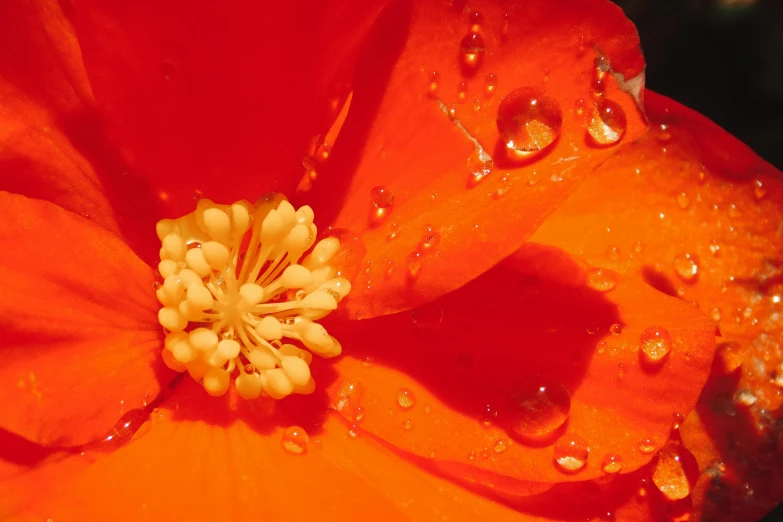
312,0,647,318
69,0,391,219
0,192,172,446
326,243,715,483
531,90,783,520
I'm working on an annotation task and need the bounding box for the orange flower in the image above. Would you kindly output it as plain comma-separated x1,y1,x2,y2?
0,1,780,522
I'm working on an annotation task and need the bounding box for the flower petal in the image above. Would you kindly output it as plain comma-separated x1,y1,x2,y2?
531,90,783,520
0,192,171,446
313,0,647,318
326,243,715,483
41,379,554,521
69,0,391,219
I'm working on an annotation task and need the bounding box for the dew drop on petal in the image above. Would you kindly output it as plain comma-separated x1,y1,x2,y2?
418,225,440,250
716,341,743,373
601,453,623,474
554,435,589,472
484,73,497,97
493,439,508,454
481,404,498,428
497,88,562,157
652,445,691,500
335,379,364,418
396,388,416,409
467,150,494,186
428,70,440,97
281,425,309,455
610,323,623,335
753,179,767,200
638,438,657,454
97,408,149,449
639,326,672,363
459,33,486,71
509,381,571,441
676,192,690,209
371,185,394,209
586,99,627,146
457,81,468,102
412,302,444,329
673,253,699,282
406,251,423,279
468,10,483,32
586,268,618,292
402,419,413,430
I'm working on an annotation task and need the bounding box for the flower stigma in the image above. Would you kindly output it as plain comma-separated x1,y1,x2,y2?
154,194,350,399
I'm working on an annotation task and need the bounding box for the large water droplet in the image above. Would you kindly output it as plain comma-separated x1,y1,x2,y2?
510,381,571,441
396,388,416,409
554,435,589,472
586,99,627,146
281,426,309,455
639,326,672,364
497,88,562,158
460,33,486,71
652,445,691,500
601,453,623,474
586,268,618,292
96,408,149,449
371,185,394,209
673,253,699,282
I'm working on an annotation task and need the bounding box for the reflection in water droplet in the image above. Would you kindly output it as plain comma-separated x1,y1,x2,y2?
610,324,623,335
639,326,672,363
396,388,416,409
281,426,309,455
467,150,494,186
601,453,623,474
586,99,627,146
554,435,589,472
412,302,444,329
371,186,394,208
484,73,497,97
653,445,691,500
673,253,699,282
418,225,440,250
460,33,486,70
510,381,571,441
428,71,440,97
406,251,423,279
587,268,618,292
709,307,721,322
497,88,562,158
638,438,657,454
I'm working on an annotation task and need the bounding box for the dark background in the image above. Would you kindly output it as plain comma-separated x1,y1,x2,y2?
613,0,783,170
611,1,782,520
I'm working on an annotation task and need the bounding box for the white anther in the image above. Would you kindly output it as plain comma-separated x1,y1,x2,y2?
230,202,251,237
162,349,186,372
156,219,176,241
300,291,337,311
281,356,311,386
304,265,336,293
303,238,340,269
218,339,241,359
158,259,178,279
202,207,231,243
261,209,284,242
280,264,312,288
236,372,263,399
298,321,336,355
204,346,228,368
159,307,187,331
279,344,313,365
178,268,203,288
165,331,189,352
156,288,173,307
162,233,186,261
255,316,282,340
186,358,210,381
186,285,213,310
178,300,200,321
185,247,212,277
239,283,264,305
263,368,294,399
203,367,230,396
189,328,218,352
202,241,230,271
296,205,314,225
247,347,276,370
283,224,311,252
276,200,297,229
319,278,351,300
172,340,199,363
162,275,183,303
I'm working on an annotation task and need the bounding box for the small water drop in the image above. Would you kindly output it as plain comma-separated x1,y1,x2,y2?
652,445,691,500
484,73,497,97
586,99,627,146
467,150,494,186
610,323,623,335
468,10,483,32
402,419,413,430
281,426,309,455
497,87,562,158
676,192,690,209
335,379,364,418
418,225,440,250
428,71,440,97
480,404,498,428
459,33,486,70
587,268,618,292
753,179,767,200
468,450,476,460
509,381,571,441
601,453,623,474
406,251,423,279
386,221,400,241
96,408,149,449
412,302,444,329
638,438,657,454
353,406,365,423
639,326,672,364
493,175,513,199
396,388,416,409
727,203,742,218
493,439,508,454
709,307,722,322
554,435,589,472
371,185,394,208
734,389,757,406
457,81,468,102
672,412,685,431
362,356,374,367
448,104,457,118
673,253,699,282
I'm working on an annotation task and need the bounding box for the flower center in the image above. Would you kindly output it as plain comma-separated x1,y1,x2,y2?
154,194,350,399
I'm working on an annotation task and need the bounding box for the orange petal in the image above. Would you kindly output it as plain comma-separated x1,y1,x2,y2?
313,0,647,318
325,243,715,483
531,90,783,520
42,379,555,522
0,192,172,446
69,0,391,220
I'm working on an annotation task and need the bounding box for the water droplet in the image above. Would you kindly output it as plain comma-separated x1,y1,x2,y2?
638,438,657,454
709,308,722,322
652,445,691,500
673,253,699,282
412,302,444,329
493,175,513,199
727,203,741,218
96,408,149,448
672,412,685,431
396,388,416,409
606,245,621,262
468,10,483,32
586,99,627,146
610,324,623,335
152,280,161,290
497,87,562,158
587,268,617,292
353,406,365,423
369,206,390,226
448,104,457,118
467,150,494,186
493,439,508,453
480,405,497,428
484,73,497,96
601,453,623,474
468,450,476,460
386,221,400,241
428,71,440,97
676,192,690,209
335,379,364,418
639,326,672,363
753,179,767,200
406,251,423,279
554,435,589,472
161,61,177,80
348,425,360,438
459,33,486,70
281,426,309,455
480,449,490,459
457,81,468,102
371,185,394,208
402,419,413,430
510,381,571,441
418,225,440,251
362,356,374,367
575,98,586,116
